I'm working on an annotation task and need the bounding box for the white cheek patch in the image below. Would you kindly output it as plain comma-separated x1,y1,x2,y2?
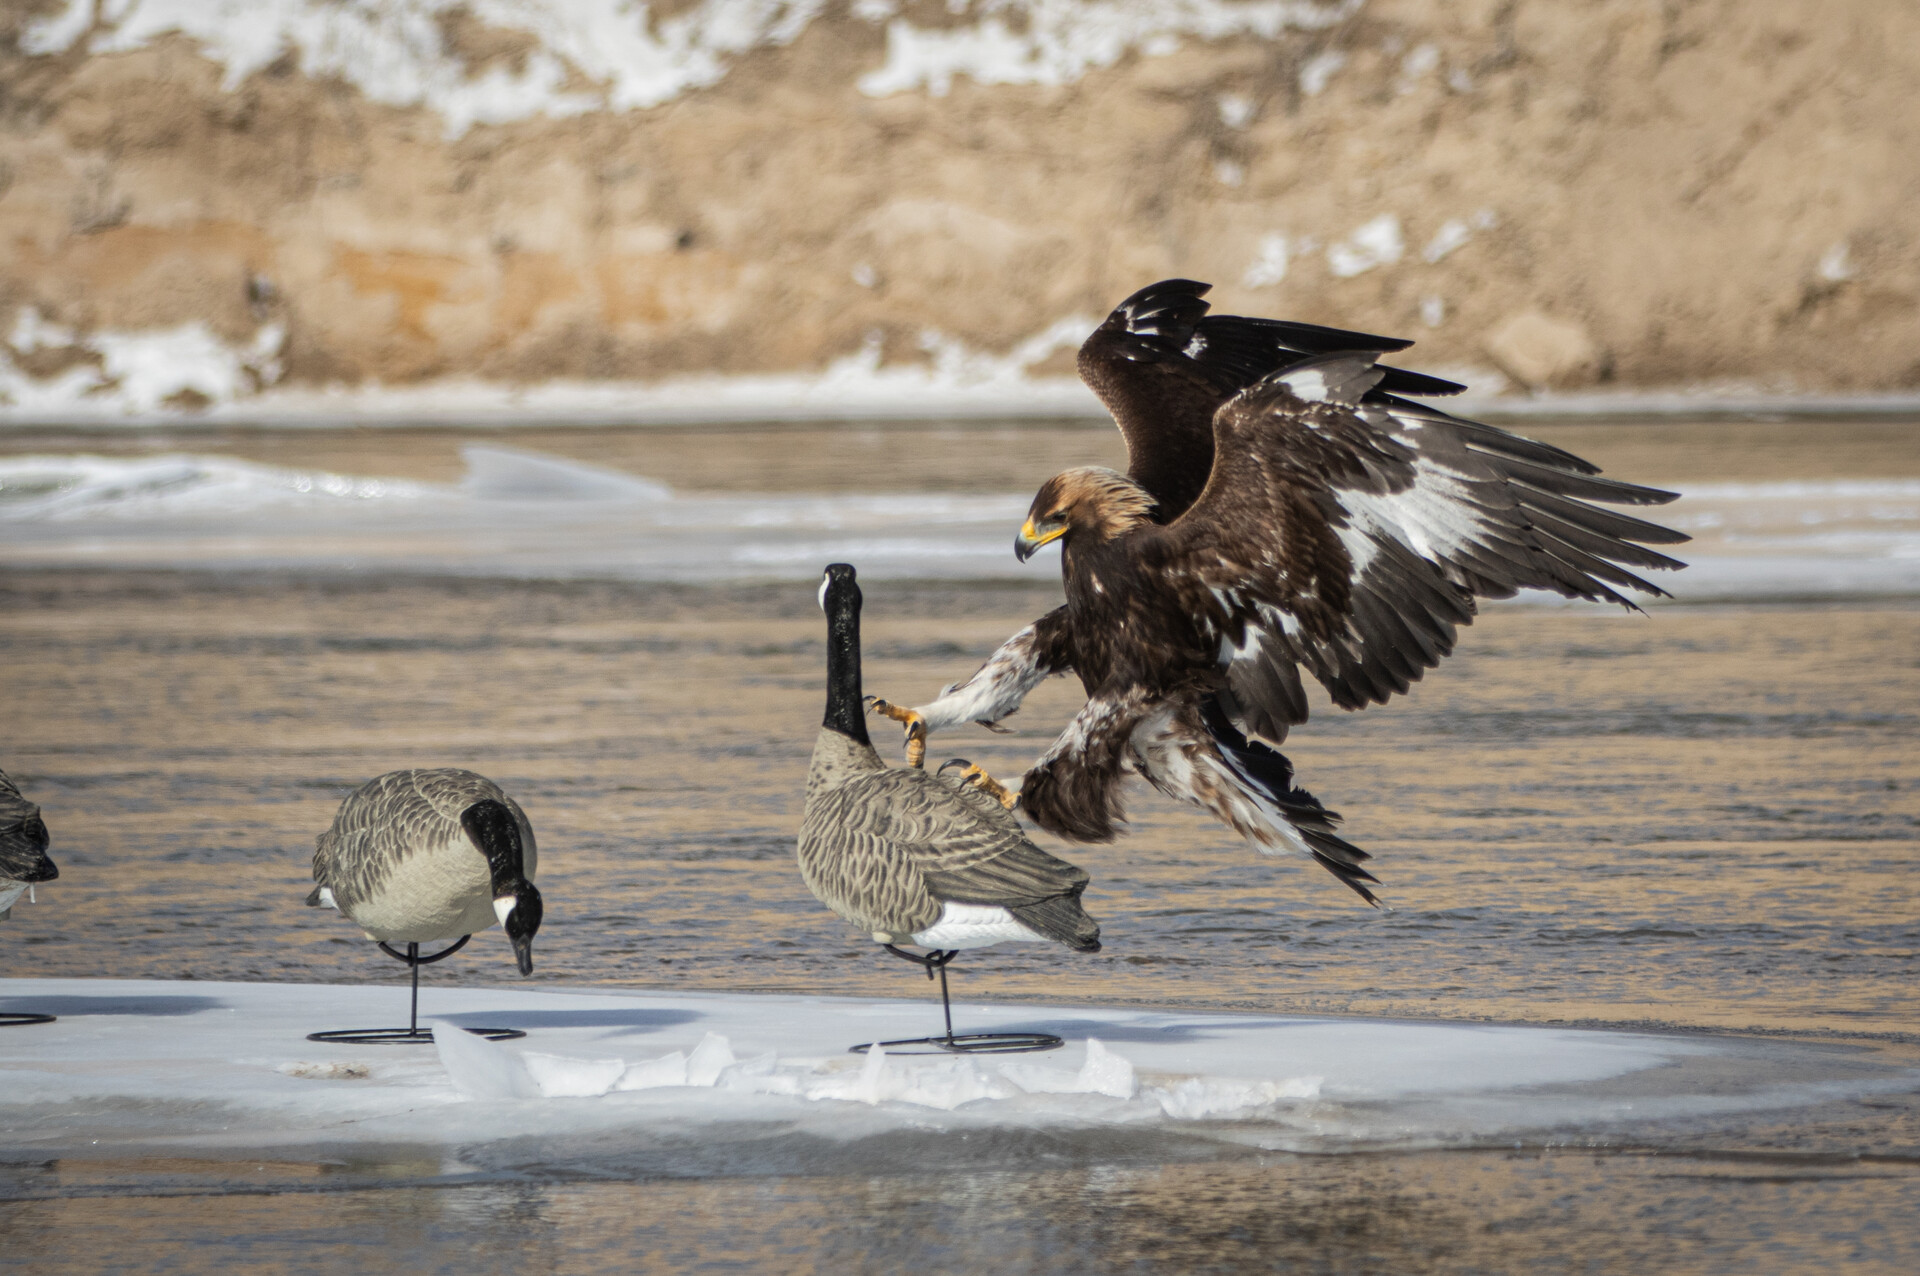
494,897,516,926
817,576,830,612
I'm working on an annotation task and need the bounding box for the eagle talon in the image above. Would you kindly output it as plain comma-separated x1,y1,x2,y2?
939,757,1019,810
864,696,928,768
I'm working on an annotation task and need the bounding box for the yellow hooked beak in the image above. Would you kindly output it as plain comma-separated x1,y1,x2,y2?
1014,518,1067,562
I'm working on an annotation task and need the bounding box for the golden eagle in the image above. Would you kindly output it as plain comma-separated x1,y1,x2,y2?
872,280,1686,904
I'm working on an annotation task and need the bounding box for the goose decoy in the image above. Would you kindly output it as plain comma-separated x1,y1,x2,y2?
0,767,57,923
1,767,59,1026
799,563,1101,1055
306,769,543,1044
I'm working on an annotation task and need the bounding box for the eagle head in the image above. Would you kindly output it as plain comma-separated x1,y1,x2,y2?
1017,467,1157,561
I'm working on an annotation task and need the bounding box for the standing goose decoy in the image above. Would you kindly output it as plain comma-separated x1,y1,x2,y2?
800,563,1100,1055
306,769,543,1045
1,767,59,1026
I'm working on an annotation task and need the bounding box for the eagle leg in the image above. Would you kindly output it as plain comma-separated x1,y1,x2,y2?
937,758,1019,809
864,696,928,768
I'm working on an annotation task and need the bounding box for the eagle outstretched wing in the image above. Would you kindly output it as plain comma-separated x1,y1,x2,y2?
1164,353,1688,742
1078,279,1465,520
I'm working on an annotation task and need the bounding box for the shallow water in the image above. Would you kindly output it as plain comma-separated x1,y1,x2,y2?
1,577,1912,1036
2,417,1917,1270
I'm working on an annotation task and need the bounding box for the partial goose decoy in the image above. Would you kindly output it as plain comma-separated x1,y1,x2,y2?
800,563,1100,1054
0,767,57,922
1,767,58,1026
306,769,543,1044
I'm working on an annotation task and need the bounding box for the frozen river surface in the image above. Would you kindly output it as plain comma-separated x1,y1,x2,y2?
5,978,1919,1272
2,418,1917,1271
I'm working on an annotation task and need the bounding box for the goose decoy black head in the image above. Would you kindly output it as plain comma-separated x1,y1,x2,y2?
468,798,544,976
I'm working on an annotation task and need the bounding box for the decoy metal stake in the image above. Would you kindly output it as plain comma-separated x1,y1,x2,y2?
848,945,1064,1056
308,936,525,1045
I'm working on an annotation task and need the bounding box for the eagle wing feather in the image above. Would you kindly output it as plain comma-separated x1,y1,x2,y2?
1078,279,1463,521
1159,353,1687,738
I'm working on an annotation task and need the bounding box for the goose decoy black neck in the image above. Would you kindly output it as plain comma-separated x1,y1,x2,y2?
462,798,543,976
819,562,872,748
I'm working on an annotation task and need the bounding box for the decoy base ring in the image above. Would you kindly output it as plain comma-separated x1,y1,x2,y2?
307,936,525,1045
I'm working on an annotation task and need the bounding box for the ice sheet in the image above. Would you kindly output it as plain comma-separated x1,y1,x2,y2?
3,977,1915,1167
2,447,1915,596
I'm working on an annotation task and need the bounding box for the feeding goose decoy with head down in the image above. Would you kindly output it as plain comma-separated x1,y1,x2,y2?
306,768,544,1044
801,563,1101,1055
1,767,59,1027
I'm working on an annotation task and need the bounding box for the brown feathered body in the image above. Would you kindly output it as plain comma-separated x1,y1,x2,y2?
904,279,1685,903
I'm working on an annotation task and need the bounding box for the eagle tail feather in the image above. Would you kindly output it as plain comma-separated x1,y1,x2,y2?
1128,697,1383,906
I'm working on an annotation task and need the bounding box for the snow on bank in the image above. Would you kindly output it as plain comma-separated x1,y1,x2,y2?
24,0,1363,135
1,309,285,417
6,976,1912,1163
856,0,1363,97
0,316,1098,425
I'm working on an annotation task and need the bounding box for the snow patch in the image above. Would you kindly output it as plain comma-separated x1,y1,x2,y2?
1327,213,1403,277
25,0,826,139
0,314,1097,425
1394,40,1438,94
24,1,1363,131
1,309,284,416
1217,91,1256,128
1421,208,1496,263
1241,233,1294,287
1298,48,1345,95
857,0,1365,97
1817,241,1855,282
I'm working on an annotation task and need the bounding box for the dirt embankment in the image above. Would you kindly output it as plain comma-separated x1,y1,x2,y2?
0,0,1915,411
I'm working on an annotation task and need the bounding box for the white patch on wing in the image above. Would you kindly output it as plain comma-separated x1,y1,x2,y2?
1334,523,1378,575
1334,453,1503,571
911,901,1046,949
1278,367,1331,402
